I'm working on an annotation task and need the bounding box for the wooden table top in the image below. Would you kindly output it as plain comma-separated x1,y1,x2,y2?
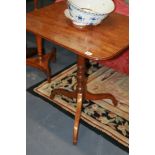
26,1,129,61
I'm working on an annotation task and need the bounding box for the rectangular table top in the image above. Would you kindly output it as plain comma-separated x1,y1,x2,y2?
26,1,129,61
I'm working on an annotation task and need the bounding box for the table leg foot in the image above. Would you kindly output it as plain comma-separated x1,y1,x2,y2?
85,91,118,106
73,93,83,145
50,88,77,99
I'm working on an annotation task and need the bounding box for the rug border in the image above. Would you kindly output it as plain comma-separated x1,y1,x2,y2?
27,63,129,152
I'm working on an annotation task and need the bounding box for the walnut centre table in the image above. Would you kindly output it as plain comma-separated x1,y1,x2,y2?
26,1,129,144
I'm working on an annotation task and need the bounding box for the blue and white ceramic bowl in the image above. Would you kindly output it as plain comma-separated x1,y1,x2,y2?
67,0,115,26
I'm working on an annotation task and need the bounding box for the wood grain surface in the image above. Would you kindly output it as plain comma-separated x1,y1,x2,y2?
27,1,128,61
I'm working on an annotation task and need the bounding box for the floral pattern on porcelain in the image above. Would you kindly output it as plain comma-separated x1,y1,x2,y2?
68,1,108,26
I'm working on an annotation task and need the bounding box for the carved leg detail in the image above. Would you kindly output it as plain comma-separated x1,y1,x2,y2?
72,56,86,144
46,68,51,83
46,48,56,83
50,88,77,99
73,93,83,144
85,91,118,106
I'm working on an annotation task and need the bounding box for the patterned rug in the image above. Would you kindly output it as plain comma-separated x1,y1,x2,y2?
27,61,129,149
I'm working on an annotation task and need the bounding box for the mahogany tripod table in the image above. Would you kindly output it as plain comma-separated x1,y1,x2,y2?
26,1,129,144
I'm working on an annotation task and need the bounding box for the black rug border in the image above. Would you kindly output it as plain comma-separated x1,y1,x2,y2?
27,63,129,152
